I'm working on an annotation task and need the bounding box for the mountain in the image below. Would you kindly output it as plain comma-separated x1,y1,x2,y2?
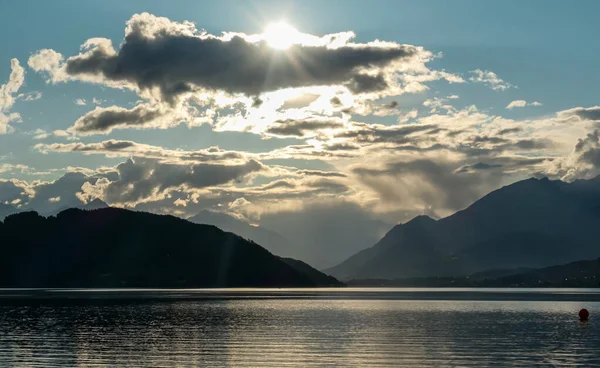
81,198,109,211
347,258,600,288
0,203,19,221
188,210,296,259
0,208,341,288
327,176,600,280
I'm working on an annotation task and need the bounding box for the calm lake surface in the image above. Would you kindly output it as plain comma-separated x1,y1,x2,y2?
0,288,599,367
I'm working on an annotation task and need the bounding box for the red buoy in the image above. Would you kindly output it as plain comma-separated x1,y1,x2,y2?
579,308,590,321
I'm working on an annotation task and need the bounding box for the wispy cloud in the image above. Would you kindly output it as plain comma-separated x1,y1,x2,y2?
469,69,516,91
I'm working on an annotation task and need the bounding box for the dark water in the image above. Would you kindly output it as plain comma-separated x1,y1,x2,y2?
1,288,599,367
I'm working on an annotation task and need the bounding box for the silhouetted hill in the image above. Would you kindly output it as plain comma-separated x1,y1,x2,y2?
328,176,600,280
0,208,341,288
347,258,600,287
278,257,342,286
188,210,297,259
0,203,18,221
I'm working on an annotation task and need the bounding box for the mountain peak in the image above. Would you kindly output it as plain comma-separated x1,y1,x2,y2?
82,199,109,210
411,215,436,223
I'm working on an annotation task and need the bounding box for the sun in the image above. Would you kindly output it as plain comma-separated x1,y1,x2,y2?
263,21,301,49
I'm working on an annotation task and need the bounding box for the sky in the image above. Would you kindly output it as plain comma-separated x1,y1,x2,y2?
2,0,600,231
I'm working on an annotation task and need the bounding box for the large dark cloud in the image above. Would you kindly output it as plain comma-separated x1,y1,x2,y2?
80,158,264,205
60,13,419,101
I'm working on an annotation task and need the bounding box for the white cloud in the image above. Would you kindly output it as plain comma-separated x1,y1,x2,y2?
75,98,87,105
506,100,543,109
0,58,25,134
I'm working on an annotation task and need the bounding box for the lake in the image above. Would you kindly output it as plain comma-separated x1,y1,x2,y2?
0,288,599,367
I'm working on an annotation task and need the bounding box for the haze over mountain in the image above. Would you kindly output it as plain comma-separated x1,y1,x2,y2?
327,176,600,280
0,208,341,288
188,210,298,260
189,204,391,269
259,202,392,269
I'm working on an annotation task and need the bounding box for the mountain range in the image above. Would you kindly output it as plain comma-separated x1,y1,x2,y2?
0,208,341,288
347,258,600,288
327,176,600,280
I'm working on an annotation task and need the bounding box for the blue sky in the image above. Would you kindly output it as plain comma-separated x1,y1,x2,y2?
1,0,600,229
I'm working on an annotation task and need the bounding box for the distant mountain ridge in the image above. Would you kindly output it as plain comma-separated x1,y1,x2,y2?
327,176,600,280
0,199,109,220
0,208,342,288
348,258,600,288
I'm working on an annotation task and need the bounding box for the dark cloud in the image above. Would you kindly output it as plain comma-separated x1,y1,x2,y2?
456,162,502,173
513,139,553,150
497,127,523,135
60,13,418,101
260,180,297,190
571,107,600,121
251,97,263,108
323,142,359,151
338,123,437,144
60,140,136,152
306,179,349,193
345,73,388,94
70,104,172,134
266,118,344,137
296,170,347,178
468,135,509,145
576,130,600,167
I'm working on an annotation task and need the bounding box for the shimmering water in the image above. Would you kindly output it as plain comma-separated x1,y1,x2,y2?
0,288,599,367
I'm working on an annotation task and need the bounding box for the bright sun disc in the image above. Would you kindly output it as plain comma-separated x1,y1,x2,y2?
263,21,300,49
